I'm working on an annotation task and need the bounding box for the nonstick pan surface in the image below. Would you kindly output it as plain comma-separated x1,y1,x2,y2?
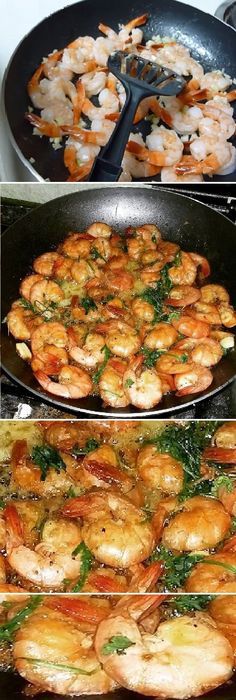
0,672,236,700
3,0,236,183
1,186,236,417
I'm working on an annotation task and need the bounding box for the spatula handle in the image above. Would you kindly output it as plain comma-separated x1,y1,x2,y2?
89,88,141,182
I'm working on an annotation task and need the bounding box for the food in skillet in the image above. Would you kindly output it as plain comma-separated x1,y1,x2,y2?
0,593,235,698
1,420,236,593
25,13,236,183
6,222,236,408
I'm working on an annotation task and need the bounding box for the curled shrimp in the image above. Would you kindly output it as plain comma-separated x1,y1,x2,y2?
137,445,184,494
29,278,64,305
97,320,141,359
95,594,233,699
7,307,38,341
35,365,93,399
161,496,230,551
168,252,197,285
123,356,163,410
200,284,230,305
99,358,129,408
185,552,236,593
155,353,194,375
10,439,79,496
127,127,183,167
131,298,155,322
189,337,223,367
187,302,221,325
62,490,155,568
209,595,236,661
218,303,236,328
33,252,61,277
62,232,93,258
166,285,200,307
20,274,44,300
4,504,82,588
13,600,117,695
174,364,213,396
144,323,178,350
213,422,236,449
69,329,105,368
172,315,210,338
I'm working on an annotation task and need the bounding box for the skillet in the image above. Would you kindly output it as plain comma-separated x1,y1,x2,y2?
1,185,236,417
0,673,236,700
2,0,236,183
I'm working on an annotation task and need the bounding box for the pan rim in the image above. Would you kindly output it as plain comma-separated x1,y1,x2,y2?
1,184,236,417
2,0,236,183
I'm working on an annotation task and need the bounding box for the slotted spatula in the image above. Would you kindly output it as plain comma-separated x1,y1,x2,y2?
89,51,186,182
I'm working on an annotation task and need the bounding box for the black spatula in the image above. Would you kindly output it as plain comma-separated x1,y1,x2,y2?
89,50,186,182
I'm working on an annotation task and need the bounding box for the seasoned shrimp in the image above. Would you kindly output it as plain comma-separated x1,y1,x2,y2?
127,127,183,167
33,252,61,277
86,222,112,239
218,304,236,328
185,552,236,593
166,285,200,307
20,274,44,300
155,353,194,375
10,439,79,497
62,233,93,259
190,338,223,367
172,315,210,338
68,329,105,368
174,365,213,395
29,278,64,305
213,422,236,449
131,298,155,322
35,365,93,399
13,602,117,695
62,490,155,568
161,496,230,551
99,358,129,408
200,284,230,305
4,504,82,588
137,445,184,494
187,302,221,325
123,356,163,410
71,259,101,284
209,595,236,660
144,323,178,350
31,322,68,366
7,307,38,341
168,252,197,285
95,594,233,699
97,320,141,359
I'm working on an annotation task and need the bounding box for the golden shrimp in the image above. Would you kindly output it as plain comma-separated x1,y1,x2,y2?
13,601,117,695
33,252,61,277
172,315,210,338
140,260,163,286
7,307,39,341
99,358,129,408
200,284,230,305
20,274,44,300
168,252,197,285
97,320,141,359
209,595,236,661
174,365,213,395
123,356,163,410
218,303,236,328
95,594,234,700
69,330,105,368
155,352,194,375
166,285,200,307
144,323,178,350
185,552,236,593
213,421,236,448
71,259,101,284
4,504,82,588
87,222,112,239
62,233,93,259
137,445,184,494
10,439,80,497
187,301,221,325
131,298,156,322
29,278,64,306
161,496,230,551
62,490,155,568
35,365,92,399
190,338,223,367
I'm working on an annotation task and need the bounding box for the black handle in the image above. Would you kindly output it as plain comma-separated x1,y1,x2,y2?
89,86,143,182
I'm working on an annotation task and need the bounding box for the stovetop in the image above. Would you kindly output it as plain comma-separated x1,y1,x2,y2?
1,186,236,420
215,0,236,26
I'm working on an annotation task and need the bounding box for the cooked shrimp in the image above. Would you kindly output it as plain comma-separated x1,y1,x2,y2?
209,595,236,660
4,504,82,588
185,552,236,593
95,594,233,699
99,358,129,408
81,444,134,494
69,330,106,368
31,322,68,355
29,278,64,305
35,366,93,399
213,422,236,449
131,298,155,322
155,353,194,375
199,98,235,140
97,320,141,359
10,439,79,497
33,252,61,277
200,284,230,305
168,252,197,285
200,70,232,93
144,323,178,350
123,356,163,410
161,496,230,551
187,301,221,325
7,307,37,341
172,315,210,338
87,222,112,239
174,365,213,395
190,338,223,367
62,490,155,568
189,136,235,173
71,259,101,284
218,303,236,328
161,166,203,183
137,445,184,494
166,285,200,307
20,274,44,300
31,346,69,375
210,329,235,352
62,233,93,259
13,602,116,695
127,127,183,167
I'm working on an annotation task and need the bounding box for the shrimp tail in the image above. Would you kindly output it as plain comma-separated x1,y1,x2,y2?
4,505,24,551
46,597,109,624
203,447,236,463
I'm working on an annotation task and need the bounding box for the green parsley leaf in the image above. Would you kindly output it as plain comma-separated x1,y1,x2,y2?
80,297,97,315
19,658,98,675
93,345,112,385
211,475,234,497
90,247,106,262
124,378,134,388
171,595,215,613
0,595,42,641
72,438,100,457
150,546,204,590
31,444,66,482
102,635,135,656
71,542,93,592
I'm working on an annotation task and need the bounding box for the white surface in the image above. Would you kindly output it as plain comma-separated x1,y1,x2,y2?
0,0,223,182
1,182,141,202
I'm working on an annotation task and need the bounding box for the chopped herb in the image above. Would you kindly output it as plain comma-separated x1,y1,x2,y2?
150,546,204,590
72,438,100,457
71,542,93,592
93,345,112,385
33,516,47,538
0,499,5,509
211,475,234,497
171,595,215,613
90,247,106,262
178,479,213,502
31,444,66,481
101,294,115,304
124,378,134,388
141,346,164,368
66,486,76,498
206,559,236,575
151,234,157,243
231,517,236,532
80,297,97,315
0,595,42,641
102,635,135,656
19,297,59,320
19,658,98,675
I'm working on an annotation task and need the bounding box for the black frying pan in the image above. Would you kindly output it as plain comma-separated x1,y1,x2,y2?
2,0,236,183
0,672,236,700
1,185,236,417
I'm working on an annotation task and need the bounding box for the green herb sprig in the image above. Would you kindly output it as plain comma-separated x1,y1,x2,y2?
71,542,93,592
0,595,42,641
102,635,135,656
93,345,112,385
31,444,66,481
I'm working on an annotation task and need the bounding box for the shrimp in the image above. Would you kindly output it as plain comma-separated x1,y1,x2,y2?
20,274,44,300
131,298,155,322
31,346,69,375
33,252,61,277
199,98,235,140
45,422,80,452
31,321,68,356
62,233,93,259
166,285,200,307
200,284,230,305
99,358,129,408
69,330,106,368
174,365,213,396
13,602,117,695
123,356,163,410
10,439,79,497
87,222,112,239
210,329,235,352
187,302,221,325
71,259,101,284
161,496,230,551
172,315,210,338
140,260,163,286
29,278,64,305
106,270,134,291
188,136,235,174
62,490,155,568
81,444,134,494
218,304,236,328
161,166,203,183
189,338,223,367
80,70,107,97
127,127,183,167
155,353,194,375
209,595,236,661
95,594,233,699
144,323,178,350
35,366,92,399
137,445,184,494
7,307,38,341
4,504,82,588
185,552,236,593
213,422,236,449
97,320,141,358
168,252,197,285
200,70,232,93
